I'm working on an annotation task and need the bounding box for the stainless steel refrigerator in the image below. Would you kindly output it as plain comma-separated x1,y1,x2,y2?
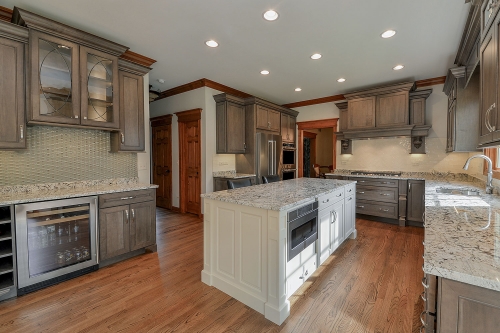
255,133,282,184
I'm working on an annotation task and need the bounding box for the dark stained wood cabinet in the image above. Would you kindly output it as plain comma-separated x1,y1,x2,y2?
0,21,27,149
98,189,156,262
375,91,409,127
347,97,376,129
256,105,280,132
407,180,425,224
214,94,246,154
443,67,480,152
437,278,500,333
111,59,150,152
281,113,296,143
479,27,496,146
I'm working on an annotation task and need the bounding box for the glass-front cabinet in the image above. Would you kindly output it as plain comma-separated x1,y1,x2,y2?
80,46,119,128
30,31,80,125
29,31,119,129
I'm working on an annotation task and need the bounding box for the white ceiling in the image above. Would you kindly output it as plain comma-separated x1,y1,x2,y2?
4,0,470,105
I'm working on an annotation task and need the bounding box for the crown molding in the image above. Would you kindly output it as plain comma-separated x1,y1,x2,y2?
119,50,156,67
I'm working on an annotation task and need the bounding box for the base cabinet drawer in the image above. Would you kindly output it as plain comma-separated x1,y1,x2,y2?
356,185,398,203
99,189,155,208
349,177,399,188
355,200,398,219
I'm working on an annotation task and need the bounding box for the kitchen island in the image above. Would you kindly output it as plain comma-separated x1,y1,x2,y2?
201,178,357,325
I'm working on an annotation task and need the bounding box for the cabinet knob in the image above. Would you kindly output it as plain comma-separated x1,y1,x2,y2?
74,115,79,119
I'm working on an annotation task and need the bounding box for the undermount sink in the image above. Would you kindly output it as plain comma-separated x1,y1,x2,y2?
436,187,480,196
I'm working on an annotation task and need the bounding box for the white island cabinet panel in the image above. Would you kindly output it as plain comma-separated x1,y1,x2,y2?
240,211,264,292
216,208,235,278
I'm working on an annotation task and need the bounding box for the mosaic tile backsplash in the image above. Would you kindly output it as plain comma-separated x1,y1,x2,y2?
0,126,137,186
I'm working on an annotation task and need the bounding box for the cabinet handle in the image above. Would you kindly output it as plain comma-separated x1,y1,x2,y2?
74,115,79,119
20,125,23,139
331,211,337,224
121,196,134,200
420,291,427,302
125,210,129,224
380,193,390,196
358,181,366,183
420,311,427,326
336,193,342,197
323,198,330,203
84,116,87,120
357,191,365,194
131,208,135,222
409,182,411,192
421,277,429,289
486,103,496,132
380,208,390,212
381,182,393,185
356,205,364,209
121,133,125,144
423,240,426,246
347,197,352,201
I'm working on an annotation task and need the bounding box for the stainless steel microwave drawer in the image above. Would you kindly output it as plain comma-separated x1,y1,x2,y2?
356,185,398,203
99,189,155,208
355,200,398,219
348,177,399,188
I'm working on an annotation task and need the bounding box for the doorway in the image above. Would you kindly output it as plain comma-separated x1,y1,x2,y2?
303,131,317,177
297,118,339,178
151,114,173,209
176,108,202,217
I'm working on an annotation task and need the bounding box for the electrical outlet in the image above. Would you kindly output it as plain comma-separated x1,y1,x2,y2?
341,160,347,165
138,162,148,171
219,161,229,166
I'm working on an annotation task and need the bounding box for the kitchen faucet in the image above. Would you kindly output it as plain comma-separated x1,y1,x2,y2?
463,154,494,194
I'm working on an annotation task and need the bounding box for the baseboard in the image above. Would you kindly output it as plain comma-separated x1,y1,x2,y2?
171,206,181,213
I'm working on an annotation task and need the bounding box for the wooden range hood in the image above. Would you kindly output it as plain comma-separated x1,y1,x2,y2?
335,81,432,142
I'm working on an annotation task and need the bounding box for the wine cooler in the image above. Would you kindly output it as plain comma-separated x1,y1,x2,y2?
15,197,98,293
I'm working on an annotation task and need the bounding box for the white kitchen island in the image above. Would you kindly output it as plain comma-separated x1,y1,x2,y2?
201,178,357,325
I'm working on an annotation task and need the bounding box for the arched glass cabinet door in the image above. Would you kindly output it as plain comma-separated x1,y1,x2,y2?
30,31,80,125
80,46,119,129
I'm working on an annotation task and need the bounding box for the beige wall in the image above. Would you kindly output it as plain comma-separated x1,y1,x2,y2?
293,84,472,173
149,87,235,209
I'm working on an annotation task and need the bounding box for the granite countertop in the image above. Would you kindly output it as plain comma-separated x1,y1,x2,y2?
0,178,158,206
325,172,425,181
201,178,355,211
213,173,256,179
424,180,500,291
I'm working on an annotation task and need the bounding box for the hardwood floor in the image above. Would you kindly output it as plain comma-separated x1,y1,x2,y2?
0,208,424,333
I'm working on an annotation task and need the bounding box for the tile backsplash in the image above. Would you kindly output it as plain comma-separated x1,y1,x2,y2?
0,126,137,186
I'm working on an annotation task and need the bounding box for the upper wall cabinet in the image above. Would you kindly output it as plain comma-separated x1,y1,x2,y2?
214,94,246,154
0,20,28,149
12,7,129,131
256,105,280,132
281,113,296,143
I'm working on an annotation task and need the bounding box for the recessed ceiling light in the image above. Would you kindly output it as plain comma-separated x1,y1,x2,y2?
310,53,322,60
263,10,279,21
260,70,270,75
337,78,346,83
205,40,218,48
295,88,302,92
393,65,404,70
381,30,396,38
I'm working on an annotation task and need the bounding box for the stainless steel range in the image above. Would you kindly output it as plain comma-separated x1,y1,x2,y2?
15,196,98,294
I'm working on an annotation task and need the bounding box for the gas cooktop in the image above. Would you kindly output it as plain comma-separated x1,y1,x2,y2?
350,171,402,177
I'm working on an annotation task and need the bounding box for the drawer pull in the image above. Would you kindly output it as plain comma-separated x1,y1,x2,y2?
304,270,309,276
348,197,352,201
357,191,365,194
381,182,393,185
323,199,330,203
336,193,342,197
348,189,352,192
359,181,366,183
120,196,134,200
356,205,364,209
380,208,390,212
380,193,391,196
422,277,429,289
420,291,427,302
420,311,427,326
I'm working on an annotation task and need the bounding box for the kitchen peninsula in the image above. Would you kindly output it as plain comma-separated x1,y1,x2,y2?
201,178,356,324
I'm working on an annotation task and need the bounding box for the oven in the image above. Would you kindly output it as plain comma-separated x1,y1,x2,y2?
282,169,296,180
287,201,318,261
15,196,98,294
282,143,296,169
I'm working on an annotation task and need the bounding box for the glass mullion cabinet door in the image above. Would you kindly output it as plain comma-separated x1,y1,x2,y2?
29,31,80,125
80,46,119,129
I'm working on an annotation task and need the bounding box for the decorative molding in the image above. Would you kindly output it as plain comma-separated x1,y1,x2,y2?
156,78,252,101
118,58,151,76
415,76,446,88
244,96,299,116
150,114,173,127
411,136,426,154
120,50,156,67
344,82,415,100
340,139,352,155
213,93,246,105
297,118,338,130
0,18,28,43
12,7,129,56
0,6,13,22
175,108,202,122
282,94,345,109
454,3,481,66
443,67,466,95
303,131,317,139
409,88,433,100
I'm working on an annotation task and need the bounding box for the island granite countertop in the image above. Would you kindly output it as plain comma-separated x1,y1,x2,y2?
424,179,500,292
0,178,158,206
201,178,356,211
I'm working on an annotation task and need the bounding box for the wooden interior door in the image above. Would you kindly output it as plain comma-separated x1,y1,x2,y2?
176,109,202,217
151,115,172,209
